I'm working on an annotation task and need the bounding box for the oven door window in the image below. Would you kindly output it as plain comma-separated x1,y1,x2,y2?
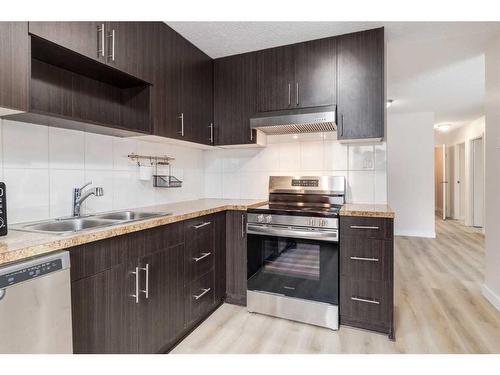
247,233,338,304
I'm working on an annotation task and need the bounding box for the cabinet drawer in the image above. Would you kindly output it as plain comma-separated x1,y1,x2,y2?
340,216,393,240
184,216,215,284
185,271,215,327
340,237,391,281
340,277,391,330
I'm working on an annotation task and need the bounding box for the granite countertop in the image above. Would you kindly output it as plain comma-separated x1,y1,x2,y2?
339,204,395,219
0,199,267,266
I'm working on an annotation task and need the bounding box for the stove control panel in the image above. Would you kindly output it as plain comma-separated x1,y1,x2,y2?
247,213,338,230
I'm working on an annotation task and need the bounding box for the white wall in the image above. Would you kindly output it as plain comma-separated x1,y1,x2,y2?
203,132,387,204
483,36,500,312
434,117,485,226
0,119,205,224
387,112,436,237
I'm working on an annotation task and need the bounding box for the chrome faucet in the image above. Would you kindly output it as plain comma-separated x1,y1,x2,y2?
72,181,104,217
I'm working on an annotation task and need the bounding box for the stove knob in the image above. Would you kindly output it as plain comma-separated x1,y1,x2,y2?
257,214,265,223
265,215,273,224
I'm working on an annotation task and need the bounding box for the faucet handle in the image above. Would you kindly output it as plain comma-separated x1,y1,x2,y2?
79,181,93,191
94,187,104,196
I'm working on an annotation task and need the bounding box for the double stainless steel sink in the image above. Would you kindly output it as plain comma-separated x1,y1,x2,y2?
12,210,171,235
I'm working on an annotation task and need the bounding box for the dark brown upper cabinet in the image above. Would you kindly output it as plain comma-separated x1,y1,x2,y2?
0,22,29,112
152,23,183,139
29,22,160,83
257,44,295,112
105,22,161,84
152,24,213,145
28,22,106,64
257,37,336,112
181,37,213,145
337,27,384,141
213,52,257,146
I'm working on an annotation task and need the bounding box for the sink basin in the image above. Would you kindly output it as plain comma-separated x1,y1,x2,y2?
94,211,166,221
16,218,119,234
12,210,171,235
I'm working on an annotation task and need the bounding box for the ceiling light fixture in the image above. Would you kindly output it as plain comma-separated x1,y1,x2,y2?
435,124,451,132
386,99,394,108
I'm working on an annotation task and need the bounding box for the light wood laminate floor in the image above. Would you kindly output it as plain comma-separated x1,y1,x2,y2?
172,219,500,354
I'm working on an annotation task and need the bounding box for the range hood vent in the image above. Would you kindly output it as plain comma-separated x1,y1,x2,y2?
250,105,336,135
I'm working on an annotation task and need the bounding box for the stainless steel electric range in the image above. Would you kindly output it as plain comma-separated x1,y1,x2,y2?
246,175,345,330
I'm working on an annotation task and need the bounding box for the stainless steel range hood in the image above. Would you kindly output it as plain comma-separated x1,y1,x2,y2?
250,105,336,135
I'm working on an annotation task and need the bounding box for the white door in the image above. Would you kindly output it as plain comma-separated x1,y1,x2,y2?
458,143,466,220
472,137,484,227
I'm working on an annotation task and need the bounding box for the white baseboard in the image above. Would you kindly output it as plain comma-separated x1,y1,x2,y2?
482,284,500,312
395,230,436,238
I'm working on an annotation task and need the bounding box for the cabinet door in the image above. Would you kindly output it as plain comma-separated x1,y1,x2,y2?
257,44,295,112
294,37,336,108
337,28,384,140
0,22,29,111
152,24,183,139
181,39,213,144
137,244,185,354
214,52,257,146
225,211,247,306
28,22,105,63
105,22,159,83
71,261,139,354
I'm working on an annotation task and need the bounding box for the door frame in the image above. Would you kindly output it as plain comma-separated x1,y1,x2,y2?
453,142,466,221
470,135,485,228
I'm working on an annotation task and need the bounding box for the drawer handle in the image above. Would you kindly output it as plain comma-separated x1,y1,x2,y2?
193,252,212,262
350,256,379,262
193,288,211,300
194,221,211,229
351,296,380,305
350,225,380,230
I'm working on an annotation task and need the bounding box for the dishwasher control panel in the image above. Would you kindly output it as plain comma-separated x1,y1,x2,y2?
0,259,63,288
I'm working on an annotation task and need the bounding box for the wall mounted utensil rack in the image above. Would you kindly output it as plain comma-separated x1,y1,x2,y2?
127,153,182,188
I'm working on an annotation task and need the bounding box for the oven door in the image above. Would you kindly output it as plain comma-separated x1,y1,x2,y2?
247,224,339,305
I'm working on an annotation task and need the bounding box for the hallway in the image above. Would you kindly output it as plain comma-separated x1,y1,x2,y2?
172,218,500,354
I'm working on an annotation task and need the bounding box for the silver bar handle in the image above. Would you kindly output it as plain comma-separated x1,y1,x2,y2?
193,288,211,300
250,128,253,141
194,221,211,229
107,29,115,61
241,214,245,238
350,225,380,230
351,296,380,305
340,114,344,136
97,24,105,57
193,252,212,262
209,123,214,144
178,113,184,136
139,264,149,299
296,82,299,106
350,256,379,262
131,267,139,304
288,83,291,106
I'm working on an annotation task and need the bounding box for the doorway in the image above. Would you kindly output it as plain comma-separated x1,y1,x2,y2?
435,145,448,220
454,143,466,221
471,137,484,228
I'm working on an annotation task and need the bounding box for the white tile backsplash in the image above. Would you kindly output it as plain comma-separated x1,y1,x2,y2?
3,120,49,169
203,133,387,205
0,119,205,224
49,127,85,170
0,118,387,224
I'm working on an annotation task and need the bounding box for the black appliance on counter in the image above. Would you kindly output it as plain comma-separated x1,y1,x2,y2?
246,176,345,330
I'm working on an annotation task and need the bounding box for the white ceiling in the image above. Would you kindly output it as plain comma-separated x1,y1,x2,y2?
167,21,500,125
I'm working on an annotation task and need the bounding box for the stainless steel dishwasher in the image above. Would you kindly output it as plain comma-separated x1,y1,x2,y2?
0,251,73,353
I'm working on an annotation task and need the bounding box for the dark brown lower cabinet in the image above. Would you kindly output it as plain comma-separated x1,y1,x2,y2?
71,260,139,354
225,211,247,306
340,216,394,339
70,213,228,354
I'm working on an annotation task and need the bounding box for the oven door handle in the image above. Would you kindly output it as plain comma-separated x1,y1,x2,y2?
247,224,338,242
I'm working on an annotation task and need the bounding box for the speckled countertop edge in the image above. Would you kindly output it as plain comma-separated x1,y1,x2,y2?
339,204,395,219
0,199,267,266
